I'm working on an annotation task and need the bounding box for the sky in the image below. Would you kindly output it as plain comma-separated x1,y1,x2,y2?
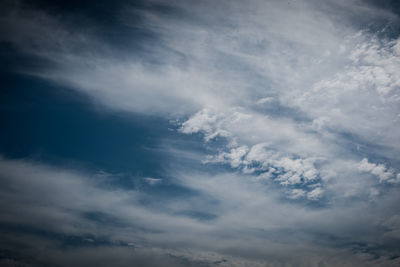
0,0,400,266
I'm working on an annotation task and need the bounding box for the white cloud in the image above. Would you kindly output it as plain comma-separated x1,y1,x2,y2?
288,34,400,151
307,187,324,200
180,109,326,195
144,177,162,186
358,158,399,183
256,97,275,105
288,189,306,199
205,145,249,168
179,108,236,141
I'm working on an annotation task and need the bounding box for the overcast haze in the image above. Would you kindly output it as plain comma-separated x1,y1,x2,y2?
1,0,400,266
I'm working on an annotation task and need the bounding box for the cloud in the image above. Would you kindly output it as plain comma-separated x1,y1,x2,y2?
144,177,163,186
288,188,306,199
1,0,396,118
0,155,400,266
307,187,324,200
180,109,235,142
1,0,400,265
289,33,400,151
358,158,400,183
2,2,399,154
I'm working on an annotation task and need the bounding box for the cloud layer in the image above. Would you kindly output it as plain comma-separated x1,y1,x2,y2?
1,0,400,266
1,156,400,266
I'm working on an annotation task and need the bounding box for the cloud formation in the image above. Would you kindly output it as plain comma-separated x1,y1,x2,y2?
1,156,400,266
1,0,400,266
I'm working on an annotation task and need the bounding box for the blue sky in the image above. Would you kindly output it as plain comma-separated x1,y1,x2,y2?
1,0,400,266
